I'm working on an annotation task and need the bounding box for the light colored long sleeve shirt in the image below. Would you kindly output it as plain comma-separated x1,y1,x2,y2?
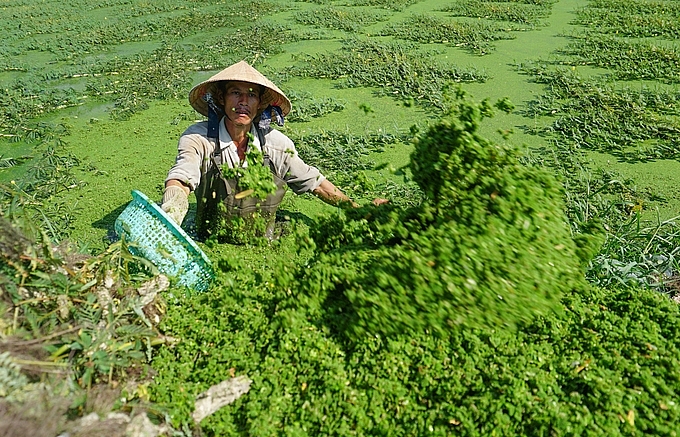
166,118,325,195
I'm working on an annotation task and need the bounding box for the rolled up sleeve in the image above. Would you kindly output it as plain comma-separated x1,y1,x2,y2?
265,130,325,195
285,153,325,194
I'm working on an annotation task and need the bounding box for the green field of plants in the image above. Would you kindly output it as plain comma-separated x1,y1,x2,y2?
2,0,680,435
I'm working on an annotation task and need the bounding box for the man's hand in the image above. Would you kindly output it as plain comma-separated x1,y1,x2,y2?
312,179,358,208
313,180,390,208
161,185,189,225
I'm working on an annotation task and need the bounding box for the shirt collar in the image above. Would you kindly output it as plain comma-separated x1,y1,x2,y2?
218,118,261,153
217,118,262,167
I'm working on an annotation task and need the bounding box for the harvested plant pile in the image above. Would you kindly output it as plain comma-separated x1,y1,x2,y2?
295,96,584,337
150,98,680,435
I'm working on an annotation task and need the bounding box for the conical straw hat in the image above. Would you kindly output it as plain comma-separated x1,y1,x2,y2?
188,61,291,117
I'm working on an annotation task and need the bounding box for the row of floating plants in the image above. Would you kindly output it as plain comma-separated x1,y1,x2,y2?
518,0,680,293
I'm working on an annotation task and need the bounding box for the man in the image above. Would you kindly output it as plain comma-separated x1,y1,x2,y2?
161,60,382,242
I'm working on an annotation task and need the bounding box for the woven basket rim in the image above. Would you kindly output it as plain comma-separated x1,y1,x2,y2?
128,190,211,266
115,190,213,292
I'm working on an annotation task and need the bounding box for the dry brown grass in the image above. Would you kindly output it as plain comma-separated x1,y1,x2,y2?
0,390,70,437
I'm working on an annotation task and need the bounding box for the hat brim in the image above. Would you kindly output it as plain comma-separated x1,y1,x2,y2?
188,61,291,117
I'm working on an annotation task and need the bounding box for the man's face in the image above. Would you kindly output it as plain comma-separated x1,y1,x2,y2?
222,81,262,126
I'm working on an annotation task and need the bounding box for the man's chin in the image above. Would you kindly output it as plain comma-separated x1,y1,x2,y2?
229,115,254,126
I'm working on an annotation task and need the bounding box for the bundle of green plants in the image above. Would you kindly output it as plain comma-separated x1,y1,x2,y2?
347,0,423,11
286,90,346,123
151,95,680,436
205,148,281,245
575,0,680,38
288,93,585,338
380,14,518,55
440,0,553,26
520,66,680,162
291,38,487,108
0,81,79,142
294,6,388,33
290,129,400,189
191,21,299,68
560,34,680,84
3,0,283,60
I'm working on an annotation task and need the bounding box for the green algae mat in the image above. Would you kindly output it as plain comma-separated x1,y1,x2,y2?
2,0,680,435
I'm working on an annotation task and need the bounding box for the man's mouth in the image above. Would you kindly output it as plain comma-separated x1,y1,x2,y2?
232,107,249,115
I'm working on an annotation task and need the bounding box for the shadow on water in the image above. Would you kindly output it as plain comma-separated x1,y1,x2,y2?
276,209,314,228
92,202,129,244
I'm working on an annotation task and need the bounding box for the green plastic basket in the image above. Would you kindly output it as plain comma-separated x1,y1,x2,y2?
114,190,213,292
